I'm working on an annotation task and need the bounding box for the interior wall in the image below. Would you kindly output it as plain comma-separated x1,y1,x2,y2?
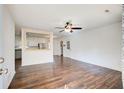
2,5,15,88
53,38,61,55
55,22,121,71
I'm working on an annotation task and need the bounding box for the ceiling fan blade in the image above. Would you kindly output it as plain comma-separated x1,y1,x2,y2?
59,30,64,32
55,27,65,29
72,27,82,29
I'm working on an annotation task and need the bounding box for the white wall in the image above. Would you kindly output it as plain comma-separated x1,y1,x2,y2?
22,28,53,66
1,5,15,88
53,38,61,55
55,22,121,71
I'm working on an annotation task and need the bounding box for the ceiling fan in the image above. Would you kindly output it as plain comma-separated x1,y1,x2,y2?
55,21,82,33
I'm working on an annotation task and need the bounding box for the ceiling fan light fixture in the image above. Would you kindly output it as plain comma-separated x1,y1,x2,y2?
56,21,82,33
64,29,71,32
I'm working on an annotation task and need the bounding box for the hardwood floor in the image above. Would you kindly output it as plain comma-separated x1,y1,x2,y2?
9,56,123,89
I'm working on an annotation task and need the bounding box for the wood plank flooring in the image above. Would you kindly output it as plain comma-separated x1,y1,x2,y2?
9,56,123,89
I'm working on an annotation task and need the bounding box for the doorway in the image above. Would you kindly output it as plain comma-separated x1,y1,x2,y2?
60,40,64,56
15,33,22,70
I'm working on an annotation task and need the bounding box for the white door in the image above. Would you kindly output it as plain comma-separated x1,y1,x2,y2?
0,5,15,89
0,4,4,89
0,29,8,89
0,5,4,88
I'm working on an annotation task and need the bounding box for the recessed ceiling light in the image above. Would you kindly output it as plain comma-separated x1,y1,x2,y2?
105,9,110,13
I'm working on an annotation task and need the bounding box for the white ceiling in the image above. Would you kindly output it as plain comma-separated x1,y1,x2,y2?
8,4,122,37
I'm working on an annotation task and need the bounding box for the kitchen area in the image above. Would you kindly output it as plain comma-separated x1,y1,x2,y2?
15,28,53,68
15,28,53,67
